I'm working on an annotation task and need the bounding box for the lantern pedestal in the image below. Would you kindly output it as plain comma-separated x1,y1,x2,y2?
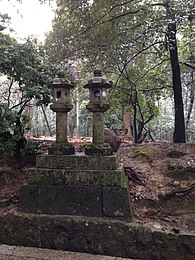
85,143,112,156
48,142,75,155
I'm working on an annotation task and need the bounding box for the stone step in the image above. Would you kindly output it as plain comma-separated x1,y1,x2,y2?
36,154,119,170
28,165,127,187
0,214,194,259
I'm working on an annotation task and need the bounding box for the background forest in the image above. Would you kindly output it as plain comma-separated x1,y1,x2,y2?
0,0,195,157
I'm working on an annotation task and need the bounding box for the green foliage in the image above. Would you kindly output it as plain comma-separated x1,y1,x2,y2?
0,138,16,157
20,140,37,156
0,12,11,31
44,0,195,142
0,138,37,157
0,32,60,156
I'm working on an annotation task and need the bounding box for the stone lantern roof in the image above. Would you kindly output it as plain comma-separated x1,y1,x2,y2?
83,70,112,89
49,72,74,89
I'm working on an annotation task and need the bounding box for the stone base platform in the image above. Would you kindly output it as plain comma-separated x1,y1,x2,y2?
18,185,131,218
18,153,132,219
0,213,194,260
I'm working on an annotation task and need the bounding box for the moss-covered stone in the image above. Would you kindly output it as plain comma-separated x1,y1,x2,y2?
48,142,75,155
0,213,194,259
36,154,119,170
18,184,132,219
103,187,132,219
85,143,113,156
121,166,128,188
28,167,123,187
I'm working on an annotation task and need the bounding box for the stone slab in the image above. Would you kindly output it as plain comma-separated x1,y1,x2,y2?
28,166,124,187
18,184,132,219
0,213,194,260
36,154,119,170
103,187,132,218
18,185,103,217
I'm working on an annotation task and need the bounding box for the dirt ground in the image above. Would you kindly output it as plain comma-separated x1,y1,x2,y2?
0,138,194,234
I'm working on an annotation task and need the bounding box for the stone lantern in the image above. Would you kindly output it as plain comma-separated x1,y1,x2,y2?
84,70,113,155
48,72,75,155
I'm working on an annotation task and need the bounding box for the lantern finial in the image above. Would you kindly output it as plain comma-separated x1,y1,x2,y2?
57,71,66,78
94,69,102,77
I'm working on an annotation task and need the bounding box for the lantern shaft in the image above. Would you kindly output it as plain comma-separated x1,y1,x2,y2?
56,112,68,143
92,112,104,144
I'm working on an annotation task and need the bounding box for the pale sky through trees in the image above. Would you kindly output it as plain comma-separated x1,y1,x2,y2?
0,0,56,41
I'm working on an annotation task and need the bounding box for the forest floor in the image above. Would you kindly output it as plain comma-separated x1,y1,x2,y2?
0,138,195,235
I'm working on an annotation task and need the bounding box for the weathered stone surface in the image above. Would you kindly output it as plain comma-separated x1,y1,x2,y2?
85,143,113,156
18,184,38,212
18,185,103,217
103,187,132,219
36,154,119,170
19,153,132,219
18,184,131,219
48,142,75,155
0,213,194,260
28,167,123,187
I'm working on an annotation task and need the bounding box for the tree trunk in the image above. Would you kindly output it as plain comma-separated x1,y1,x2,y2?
14,116,26,158
168,22,186,143
132,91,138,143
123,105,133,141
41,104,53,137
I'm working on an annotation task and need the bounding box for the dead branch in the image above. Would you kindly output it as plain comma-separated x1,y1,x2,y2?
159,183,195,202
124,166,145,186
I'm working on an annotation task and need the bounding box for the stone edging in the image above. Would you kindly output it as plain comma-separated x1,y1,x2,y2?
0,213,194,260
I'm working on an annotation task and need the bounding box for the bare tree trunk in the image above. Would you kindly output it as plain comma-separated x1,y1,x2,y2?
132,90,138,143
168,22,186,143
41,104,52,137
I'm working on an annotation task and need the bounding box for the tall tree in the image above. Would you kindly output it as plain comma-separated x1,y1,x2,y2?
46,0,195,142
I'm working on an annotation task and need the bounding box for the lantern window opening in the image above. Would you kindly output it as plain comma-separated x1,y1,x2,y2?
94,90,100,100
56,91,62,100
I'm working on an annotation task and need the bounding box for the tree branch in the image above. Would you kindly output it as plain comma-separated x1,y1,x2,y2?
107,9,142,22
182,62,195,70
108,0,136,13
135,58,170,83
